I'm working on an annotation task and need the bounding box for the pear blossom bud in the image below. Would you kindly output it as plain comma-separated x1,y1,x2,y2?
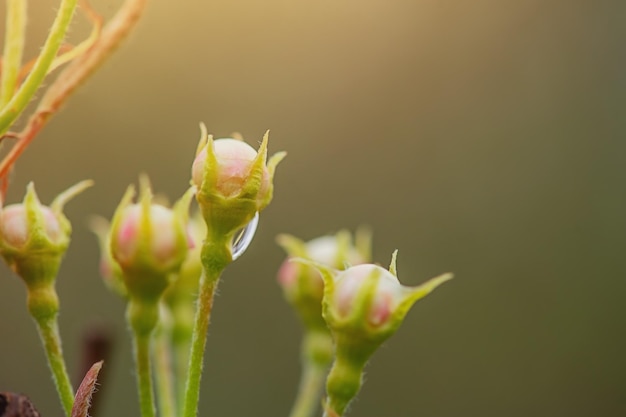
191,124,285,241
295,251,452,417
0,180,92,322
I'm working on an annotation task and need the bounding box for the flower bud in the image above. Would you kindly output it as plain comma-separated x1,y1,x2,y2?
0,180,92,280
296,251,452,417
321,251,452,349
276,229,371,332
1,204,62,247
192,139,268,201
191,124,285,239
0,180,92,322
109,177,194,303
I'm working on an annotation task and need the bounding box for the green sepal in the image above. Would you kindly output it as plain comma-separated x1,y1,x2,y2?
354,226,372,262
50,179,94,214
258,131,287,211
334,230,352,268
390,271,454,331
276,233,308,258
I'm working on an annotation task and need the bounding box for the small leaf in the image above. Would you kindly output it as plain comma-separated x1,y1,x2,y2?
71,360,103,417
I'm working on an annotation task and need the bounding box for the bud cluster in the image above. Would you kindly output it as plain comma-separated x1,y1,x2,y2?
292,249,452,417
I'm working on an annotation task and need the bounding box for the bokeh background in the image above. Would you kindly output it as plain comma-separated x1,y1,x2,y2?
1,1,625,416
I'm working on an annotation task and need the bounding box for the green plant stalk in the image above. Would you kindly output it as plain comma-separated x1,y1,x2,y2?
132,332,157,417
126,295,160,417
182,236,230,417
289,330,333,417
25,274,74,417
154,327,177,417
0,0,26,107
0,0,77,135
36,318,75,417
181,273,218,417
174,337,191,416
324,346,367,417
289,360,328,417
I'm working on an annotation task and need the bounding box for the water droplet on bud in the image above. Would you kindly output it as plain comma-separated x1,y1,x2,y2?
231,211,259,260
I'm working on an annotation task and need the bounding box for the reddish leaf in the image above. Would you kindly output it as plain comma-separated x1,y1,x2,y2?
71,361,103,417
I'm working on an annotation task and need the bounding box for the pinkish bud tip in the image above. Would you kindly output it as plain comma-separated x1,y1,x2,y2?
333,264,403,327
0,205,62,247
192,138,270,198
114,204,182,267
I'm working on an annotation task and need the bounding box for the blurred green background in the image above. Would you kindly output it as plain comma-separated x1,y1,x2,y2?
1,1,625,416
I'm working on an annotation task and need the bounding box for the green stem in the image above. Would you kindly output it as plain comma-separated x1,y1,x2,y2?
132,333,156,417
182,236,230,417
154,325,177,417
36,318,74,417
0,0,26,107
0,0,77,135
289,361,328,417
290,331,333,417
174,337,191,416
181,269,219,417
324,352,366,417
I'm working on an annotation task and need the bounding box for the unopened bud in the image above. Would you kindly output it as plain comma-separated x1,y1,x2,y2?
276,229,370,332
109,177,193,303
191,124,285,239
0,180,92,322
296,251,452,417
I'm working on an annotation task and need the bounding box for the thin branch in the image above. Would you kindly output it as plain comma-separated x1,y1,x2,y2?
0,0,149,195
0,0,78,135
0,0,27,107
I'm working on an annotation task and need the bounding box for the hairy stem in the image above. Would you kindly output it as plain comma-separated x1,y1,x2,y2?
38,0,148,111
174,337,191,416
132,333,156,417
0,0,27,107
36,319,75,417
154,325,177,417
0,0,77,135
181,269,219,417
